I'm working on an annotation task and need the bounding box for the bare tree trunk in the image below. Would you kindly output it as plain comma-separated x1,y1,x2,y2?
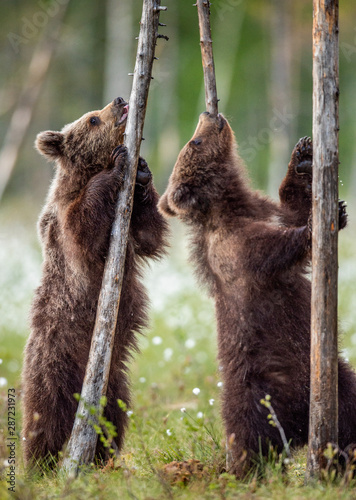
306,0,339,481
104,0,133,104
61,0,167,476
196,0,218,116
267,0,293,198
0,1,69,202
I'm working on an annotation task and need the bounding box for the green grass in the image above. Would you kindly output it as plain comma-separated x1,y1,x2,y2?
1,214,356,499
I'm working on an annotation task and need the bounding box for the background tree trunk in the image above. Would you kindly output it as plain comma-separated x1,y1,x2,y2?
0,1,69,202
306,0,339,480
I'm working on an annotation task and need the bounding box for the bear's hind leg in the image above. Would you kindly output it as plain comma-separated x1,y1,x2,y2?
338,360,356,452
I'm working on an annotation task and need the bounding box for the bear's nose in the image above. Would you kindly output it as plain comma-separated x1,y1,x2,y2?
114,97,125,106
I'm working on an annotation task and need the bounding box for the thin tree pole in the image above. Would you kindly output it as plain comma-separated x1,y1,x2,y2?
0,1,69,202
61,0,167,475
306,0,339,480
196,0,218,116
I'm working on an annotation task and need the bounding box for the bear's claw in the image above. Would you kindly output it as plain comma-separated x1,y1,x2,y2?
110,148,152,187
339,200,348,230
110,145,128,168
305,200,348,235
136,157,152,186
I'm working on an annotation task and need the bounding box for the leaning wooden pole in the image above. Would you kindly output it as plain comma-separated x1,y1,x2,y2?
306,0,339,480
62,0,166,475
196,0,218,116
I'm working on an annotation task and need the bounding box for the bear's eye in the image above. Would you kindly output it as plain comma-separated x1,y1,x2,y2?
89,116,100,126
190,138,202,146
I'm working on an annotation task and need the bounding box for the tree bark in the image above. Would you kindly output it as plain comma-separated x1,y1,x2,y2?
306,0,339,481
0,1,69,202
61,0,166,475
196,0,218,116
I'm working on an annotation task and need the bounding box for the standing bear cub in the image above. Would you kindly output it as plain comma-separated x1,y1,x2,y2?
159,111,356,477
23,97,168,465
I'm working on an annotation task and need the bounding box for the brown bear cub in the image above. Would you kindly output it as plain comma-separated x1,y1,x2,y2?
159,111,356,477
22,97,168,466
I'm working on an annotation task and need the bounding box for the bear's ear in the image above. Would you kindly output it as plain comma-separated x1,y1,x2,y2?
158,192,177,218
35,131,64,160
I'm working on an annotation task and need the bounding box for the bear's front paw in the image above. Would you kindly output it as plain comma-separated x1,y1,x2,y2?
339,200,348,230
306,211,313,245
136,157,152,187
294,137,313,176
110,144,127,166
109,145,127,184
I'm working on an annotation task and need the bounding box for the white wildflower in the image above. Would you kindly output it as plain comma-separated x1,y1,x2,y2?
152,336,162,345
192,387,200,395
163,348,173,361
185,339,196,349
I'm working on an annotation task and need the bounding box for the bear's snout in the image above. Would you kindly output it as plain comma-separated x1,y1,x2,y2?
110,97,129,127
113,96,126,106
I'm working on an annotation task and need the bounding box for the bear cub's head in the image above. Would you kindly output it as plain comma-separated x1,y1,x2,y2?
159,112,237,219
35,97,129,171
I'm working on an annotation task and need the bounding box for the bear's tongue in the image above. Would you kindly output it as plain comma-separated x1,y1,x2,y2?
119,104,129,124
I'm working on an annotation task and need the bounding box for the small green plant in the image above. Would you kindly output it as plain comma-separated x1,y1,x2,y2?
248,395,294,481
321,442,356,485
321,442,339,483
73,394,118,456
260,394,291,459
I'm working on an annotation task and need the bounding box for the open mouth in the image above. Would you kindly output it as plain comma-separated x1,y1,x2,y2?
119,104,129,124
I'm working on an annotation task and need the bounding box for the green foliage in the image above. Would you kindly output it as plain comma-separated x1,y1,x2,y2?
1,0,356,201
72,394,118,455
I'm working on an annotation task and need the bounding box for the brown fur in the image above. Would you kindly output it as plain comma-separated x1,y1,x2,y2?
159,112,356,477
22,97,168,466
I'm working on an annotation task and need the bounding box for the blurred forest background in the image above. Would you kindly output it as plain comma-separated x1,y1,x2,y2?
0,0,356,396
